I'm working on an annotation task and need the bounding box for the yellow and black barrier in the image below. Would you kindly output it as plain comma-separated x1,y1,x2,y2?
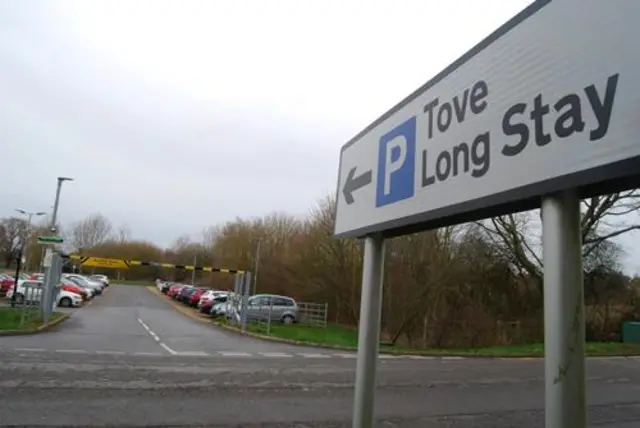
61,254,243,274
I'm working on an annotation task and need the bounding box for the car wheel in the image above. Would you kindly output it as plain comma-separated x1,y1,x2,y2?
282,315,294,325
59,297,72,307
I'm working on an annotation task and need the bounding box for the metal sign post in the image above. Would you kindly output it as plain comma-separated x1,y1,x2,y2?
542,190,587,427
231,273,242,326
352,234,385,428
241,272,252,332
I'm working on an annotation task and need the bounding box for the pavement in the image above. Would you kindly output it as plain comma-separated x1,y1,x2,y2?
1,285,640,427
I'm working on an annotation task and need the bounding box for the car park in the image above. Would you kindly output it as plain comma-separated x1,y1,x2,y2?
6,279,84,308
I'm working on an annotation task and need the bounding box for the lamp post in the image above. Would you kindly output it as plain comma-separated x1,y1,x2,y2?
15,209,46,272
41,176,73,322
252,238,261,295
50,176,73,233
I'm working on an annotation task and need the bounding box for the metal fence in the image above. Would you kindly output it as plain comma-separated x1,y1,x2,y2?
11,283,45,329
297,302,328,328
247,300,329,335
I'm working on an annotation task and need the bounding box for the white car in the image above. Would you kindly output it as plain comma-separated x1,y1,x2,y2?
7,280,83,308
62,274,104,295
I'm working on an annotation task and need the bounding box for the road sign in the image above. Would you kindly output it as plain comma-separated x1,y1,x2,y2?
78,257,131,269
334,0,640,238
38,236,64,244
43,249,53,268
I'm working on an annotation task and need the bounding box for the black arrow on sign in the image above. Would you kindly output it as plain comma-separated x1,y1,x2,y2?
343,167,372,204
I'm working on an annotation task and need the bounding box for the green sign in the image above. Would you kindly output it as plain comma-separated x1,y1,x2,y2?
38,236,64,244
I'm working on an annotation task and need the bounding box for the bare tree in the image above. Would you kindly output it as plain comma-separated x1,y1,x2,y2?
68,213,113,251
477,190,640,289
116,225,132,243
0,217,27,267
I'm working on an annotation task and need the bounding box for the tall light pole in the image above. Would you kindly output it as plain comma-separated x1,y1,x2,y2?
41,176,73,322
50,176,73,233
15,209,46,272
253,238,261,295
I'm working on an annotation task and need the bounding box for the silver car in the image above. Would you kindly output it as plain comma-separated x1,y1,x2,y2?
245,294,298,324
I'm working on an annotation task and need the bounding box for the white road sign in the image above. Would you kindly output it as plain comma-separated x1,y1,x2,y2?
334,0,640,238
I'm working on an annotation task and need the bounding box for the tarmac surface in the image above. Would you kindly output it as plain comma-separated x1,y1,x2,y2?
1,284,640,427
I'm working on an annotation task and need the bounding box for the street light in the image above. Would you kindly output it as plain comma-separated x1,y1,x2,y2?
50,176,74,233
14,209,46,272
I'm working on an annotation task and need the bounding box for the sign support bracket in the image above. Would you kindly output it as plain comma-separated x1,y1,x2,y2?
352,233,385,428
541,189,587,428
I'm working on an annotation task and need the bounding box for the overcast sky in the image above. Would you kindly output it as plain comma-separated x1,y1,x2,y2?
0,1,638,273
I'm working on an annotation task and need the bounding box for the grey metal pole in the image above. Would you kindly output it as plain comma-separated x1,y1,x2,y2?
50,179,64,232
191,255,196,285
541,190,587,428
253,239,261,295
241,271,251,332
23,213,33,272
352,233,385,428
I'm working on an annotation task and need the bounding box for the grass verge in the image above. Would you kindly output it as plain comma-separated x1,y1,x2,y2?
0,307,66,332
244,322,640,357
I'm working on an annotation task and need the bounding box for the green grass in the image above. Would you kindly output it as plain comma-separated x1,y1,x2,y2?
0,308,65,331
243,322,640,357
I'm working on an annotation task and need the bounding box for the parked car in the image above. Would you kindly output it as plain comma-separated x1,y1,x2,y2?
187,287,208,307
0,273,14,297
167,284,183,299
199,292,229,314
90,274,109,287
6,279,83,308
244,294,299,324
62,274,104,295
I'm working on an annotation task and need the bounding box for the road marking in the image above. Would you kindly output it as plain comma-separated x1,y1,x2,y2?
133,352,164,356
299,353,331,358
406,355,436,360
55,349,88,354
442,356,465,360
378,354,401,359
218,351,252,357
13,348,45,352
260,352,293,358
159,342,178,355
177,351,209,356
333,353,357,358
95,350,125,355
138,317,175,353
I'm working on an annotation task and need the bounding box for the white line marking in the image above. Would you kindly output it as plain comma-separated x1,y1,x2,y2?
95,351,125,355
159,342,178,355
177,351,209,356
406,355,436,360
334,353,357,358
55,349,88,354
133,352,163,356
13,348,45,352
378,354,400,359
299,353,331,358
442,356,465,360
218,351,252,357
260,352,293,358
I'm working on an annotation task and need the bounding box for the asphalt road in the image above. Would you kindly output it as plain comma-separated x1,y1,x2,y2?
1,285,640,427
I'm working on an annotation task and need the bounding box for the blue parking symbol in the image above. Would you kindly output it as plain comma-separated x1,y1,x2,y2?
375,116,417,207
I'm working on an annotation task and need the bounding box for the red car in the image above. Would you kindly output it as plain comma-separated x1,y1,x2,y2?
0,274,15,297
188,288,208,307
167,284,183,299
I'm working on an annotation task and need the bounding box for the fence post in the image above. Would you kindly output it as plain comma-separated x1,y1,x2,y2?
267,298,273,335
241,272,252,332
323,302,329,329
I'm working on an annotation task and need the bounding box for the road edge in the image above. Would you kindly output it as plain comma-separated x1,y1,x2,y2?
145,286,640,360
0,312,70,336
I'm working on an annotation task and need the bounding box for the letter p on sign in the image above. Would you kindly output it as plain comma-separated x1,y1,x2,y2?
376,116,416,207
